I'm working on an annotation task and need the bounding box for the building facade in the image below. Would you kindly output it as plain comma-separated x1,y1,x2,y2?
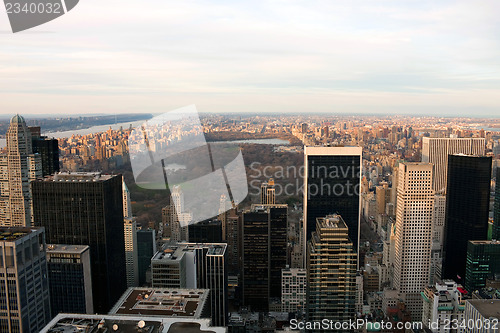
465,240,500,293
281,268,307,313
421,137,485,193
124,217,139,287
306,214,357,330
442,155,492,283
0,227,51,333
394,162,434,320
31,172,126,313
303,146,362,254
46,244,93,316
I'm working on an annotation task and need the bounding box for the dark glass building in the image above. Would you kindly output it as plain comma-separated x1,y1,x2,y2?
31,172,126,313
304,147,362,253
465,240,500,292
137,228,156,286
242,204,288,312
29,127,59,177
46,244,93,316
188,219,223,243
494,168,500,240
442,155,492,282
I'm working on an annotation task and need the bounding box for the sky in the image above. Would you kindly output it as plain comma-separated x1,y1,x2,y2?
1,0,500,117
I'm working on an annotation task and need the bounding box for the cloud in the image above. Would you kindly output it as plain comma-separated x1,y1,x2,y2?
0,0,499,115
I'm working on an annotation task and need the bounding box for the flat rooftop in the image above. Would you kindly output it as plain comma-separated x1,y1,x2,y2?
153,242,227,262
110,288,209,318
467,300,500,319
47,244,89,255
41,172,115,182
317,214,348,229
0,228,38,242
40,314,227,333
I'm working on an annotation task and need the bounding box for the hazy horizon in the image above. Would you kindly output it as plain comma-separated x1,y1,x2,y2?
1,0,500,116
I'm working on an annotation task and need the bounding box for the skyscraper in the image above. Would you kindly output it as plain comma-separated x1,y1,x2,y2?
46,244,93,316
421,137,485,193
167,186,191,242
442,155,491,283
0,227,51,333
303,146,362,254
122,181,132,218
0,115,41,227
260,178,276,205
242,204,288,312
306,214,357,330
137,228,156,286
394,162,434,320
494,168,500,240
188,219,223,243
151,242,228,326
124,217,139,287
465,240,500,293
31,172,126,313
31,132,59,177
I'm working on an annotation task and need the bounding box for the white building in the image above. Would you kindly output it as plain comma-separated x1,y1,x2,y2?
464,299,500,333
0,115,42,227
124,217,139,287
281,268,307,313
394,162,435,320
421,280,467,333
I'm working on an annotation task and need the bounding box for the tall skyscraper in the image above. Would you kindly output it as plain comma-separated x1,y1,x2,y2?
188,219,223,243
31,172,127,313
394,162,434,320
137,228,156,286
303,146,362,254
306,214,357,329
30,131,59,177
0,115,41,227
151,242,228,326
465,240,500,293
46,244,93,316
0,227,51,333
260,178,276,205
167,186,191,242
124,217,139,287
225,208,240,275
442,155,491,283
242,204,288,312
494,168,500,240
421,137,485,193
122,181,132,218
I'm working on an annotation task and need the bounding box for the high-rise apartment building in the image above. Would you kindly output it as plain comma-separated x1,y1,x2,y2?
303,146,362,254
31,172,126,313
0,115,41,227
260,178,276,205
442,155,491,283
0,227,51,333
306,214,357,329
124,217,139,287
46,244,93,316
242,204,288,312
122,181,132,218
167,186,191,242
465,240,500,293
421,137,485,193
394,162,434,320
151,242,228,326
281,268,307,313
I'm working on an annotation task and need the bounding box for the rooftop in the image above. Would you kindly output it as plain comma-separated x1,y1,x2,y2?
467,300,500,319
110,288,209,318
316,214,348,229
153,242,227,262
40,314,227,333
41,172,116,182
0,228,38,242
46,244,89,255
